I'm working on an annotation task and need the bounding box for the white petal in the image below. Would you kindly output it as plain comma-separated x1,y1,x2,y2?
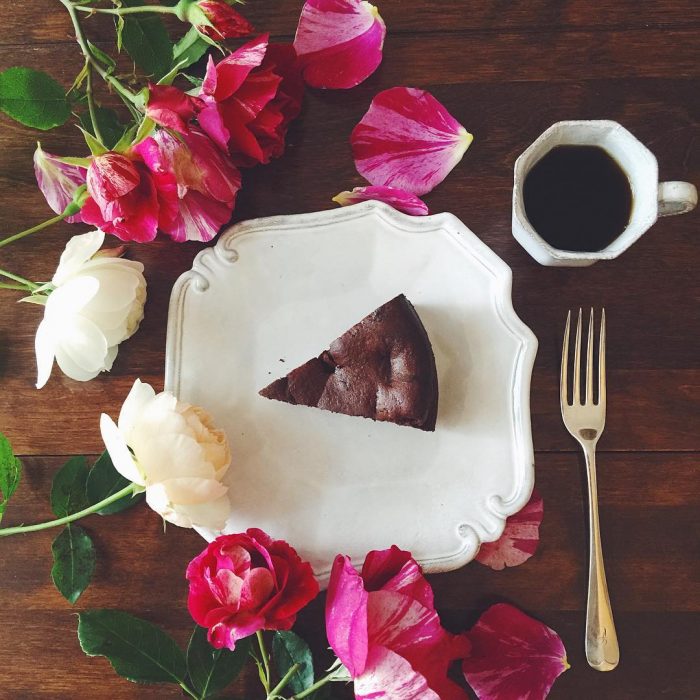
154,476,228,505
175,494,231,531
100,413,145,485
44,276,99,318
135,433,214,483
118,379,156,439
53,230,105,285
54,315,109,374
35,319,57,389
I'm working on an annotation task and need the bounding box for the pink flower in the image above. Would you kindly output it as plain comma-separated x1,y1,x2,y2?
294,0,386,89
196,34,304,167
351,87,473,196
80,142,178,243
462,604,569,700
326,546,470,700
190,0,254,40
151,128,241,242
333,185,429,215
145,84,204,134
33,143,86,223
476,488,543,570
187,529,319,650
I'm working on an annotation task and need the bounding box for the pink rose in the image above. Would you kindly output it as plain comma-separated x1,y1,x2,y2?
151,128,241,242
145,84,204,134
187,529,319,650
80,141,178,243
191,0,254,40
196,34,304,167
326,546,471,700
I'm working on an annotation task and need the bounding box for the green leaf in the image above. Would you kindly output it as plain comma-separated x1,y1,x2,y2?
121,1,173,79
51,456,90,519
86,451,143,515
0,67,70,130
0,432,22,525
51,524,96,604
79,107,125,149
77,609,187,684
87,41,116,73
77,125,108,156
186,626,251,698
272,631,315,695
172,27,211,71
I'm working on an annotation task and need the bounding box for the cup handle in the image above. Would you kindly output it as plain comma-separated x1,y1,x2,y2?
657,181,698,217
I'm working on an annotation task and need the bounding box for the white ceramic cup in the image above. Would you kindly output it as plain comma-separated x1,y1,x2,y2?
512,120,698,267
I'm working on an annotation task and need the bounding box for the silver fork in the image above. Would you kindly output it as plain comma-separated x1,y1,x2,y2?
561,308,619,671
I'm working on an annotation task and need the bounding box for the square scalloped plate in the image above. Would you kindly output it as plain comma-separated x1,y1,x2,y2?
165,201,537,585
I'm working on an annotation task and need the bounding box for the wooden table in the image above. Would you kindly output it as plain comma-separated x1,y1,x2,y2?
0,1,698,697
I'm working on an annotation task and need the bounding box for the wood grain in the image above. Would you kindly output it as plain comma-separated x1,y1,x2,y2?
0,1,698,698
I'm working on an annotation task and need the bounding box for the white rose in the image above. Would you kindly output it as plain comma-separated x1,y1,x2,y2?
100,379,231,530
35,229,146,388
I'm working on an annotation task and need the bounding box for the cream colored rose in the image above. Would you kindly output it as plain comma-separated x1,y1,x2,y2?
100,379,231,530
35,229,146,388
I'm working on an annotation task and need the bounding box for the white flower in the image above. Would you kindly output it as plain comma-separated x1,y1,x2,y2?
35,230,146,388
100,379,231,530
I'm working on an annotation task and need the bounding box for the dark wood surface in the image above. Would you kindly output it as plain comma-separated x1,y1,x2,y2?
0,1,698,698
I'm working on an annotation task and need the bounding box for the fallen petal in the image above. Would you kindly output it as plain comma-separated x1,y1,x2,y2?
463,603,569,700
333,185,429,216
351,87,473,195
476,488,544,570
294,0,386,89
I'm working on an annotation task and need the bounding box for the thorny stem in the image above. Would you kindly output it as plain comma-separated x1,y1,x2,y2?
290,672,337,699
0,211,71,250
0,269,38,291
75,3,177,16
256,630,272,693
59,0,140,106
85,61,104,144
266,663,301,699
0,484,137,536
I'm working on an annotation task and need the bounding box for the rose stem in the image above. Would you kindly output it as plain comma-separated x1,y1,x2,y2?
0,210,71,250
266,663,301,699
0,269,38,291
75,4,177,16
59,0,140,106
85,62,104,144
256,630,272,692
291,672,336,699
0,484,136,537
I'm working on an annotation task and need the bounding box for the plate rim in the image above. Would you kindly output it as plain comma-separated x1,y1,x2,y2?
165,201,538,582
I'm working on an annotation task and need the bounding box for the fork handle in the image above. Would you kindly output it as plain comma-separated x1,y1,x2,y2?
583,444,620,671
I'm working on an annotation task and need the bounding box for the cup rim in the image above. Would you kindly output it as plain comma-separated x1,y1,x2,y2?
512,120,659,262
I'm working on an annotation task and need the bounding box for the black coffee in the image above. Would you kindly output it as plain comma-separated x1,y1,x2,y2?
523,145,633,252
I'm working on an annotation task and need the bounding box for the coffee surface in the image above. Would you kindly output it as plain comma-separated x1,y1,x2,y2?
523,145,633,252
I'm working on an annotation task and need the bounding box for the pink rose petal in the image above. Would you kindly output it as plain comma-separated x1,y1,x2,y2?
294,0,386,89
476,488,544,570
333,185,429,216
462,603,569,700
351,87,473,196
33,144,86,223
325,554,370,677
354,645,440,700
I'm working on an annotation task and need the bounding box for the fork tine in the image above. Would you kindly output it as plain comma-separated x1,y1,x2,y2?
586,308,595,404
573,308,582,404
599,308,606,406
561,310,571,406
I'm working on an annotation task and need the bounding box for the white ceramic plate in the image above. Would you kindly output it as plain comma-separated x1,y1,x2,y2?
165,201,537,585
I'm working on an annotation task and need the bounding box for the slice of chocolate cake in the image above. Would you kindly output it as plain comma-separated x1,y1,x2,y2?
259,294,438,430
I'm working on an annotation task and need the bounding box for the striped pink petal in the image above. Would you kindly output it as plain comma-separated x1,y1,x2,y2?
476,488,543,570
351,87,473,196
294,0,386,89
333,185,429,216
33,144,86,223
462,604,569,700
